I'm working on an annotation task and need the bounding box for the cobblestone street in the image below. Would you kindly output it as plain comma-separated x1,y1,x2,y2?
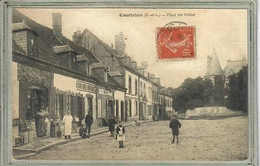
26,116,248,161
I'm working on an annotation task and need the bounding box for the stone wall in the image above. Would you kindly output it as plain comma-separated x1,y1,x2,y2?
185,107,245,119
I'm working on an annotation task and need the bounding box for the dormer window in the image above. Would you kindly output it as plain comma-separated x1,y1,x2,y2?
12,20,38,57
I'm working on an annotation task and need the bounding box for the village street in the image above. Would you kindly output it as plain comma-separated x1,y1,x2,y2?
26,116,248,161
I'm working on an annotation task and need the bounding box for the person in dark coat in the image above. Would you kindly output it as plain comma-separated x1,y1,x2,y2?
108,117,117,137
85,111,93,137
116,123,125,148
169,115,181,144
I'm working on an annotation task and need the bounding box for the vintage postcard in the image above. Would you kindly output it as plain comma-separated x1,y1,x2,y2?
0,0,257,165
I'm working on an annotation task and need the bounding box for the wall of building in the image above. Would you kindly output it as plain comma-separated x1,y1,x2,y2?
124,69,139,119
53,73,97,119
12,62,19,146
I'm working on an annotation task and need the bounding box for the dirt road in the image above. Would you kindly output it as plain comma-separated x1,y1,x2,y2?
27,116,248,161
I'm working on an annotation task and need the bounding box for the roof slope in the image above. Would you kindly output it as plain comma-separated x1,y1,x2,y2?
223,58,247,77
12,9,98,69
206,48,223,76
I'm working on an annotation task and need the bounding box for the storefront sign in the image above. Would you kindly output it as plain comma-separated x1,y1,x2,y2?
99,89,112,96
76,80,96,92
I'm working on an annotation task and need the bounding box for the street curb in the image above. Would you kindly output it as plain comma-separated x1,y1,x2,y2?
14,120,153,159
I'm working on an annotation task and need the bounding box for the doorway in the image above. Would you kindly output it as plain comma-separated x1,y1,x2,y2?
120,101,124,121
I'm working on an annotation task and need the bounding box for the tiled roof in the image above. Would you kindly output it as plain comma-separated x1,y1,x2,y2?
206,48,223,76
223,59,247,77
12,10,99,70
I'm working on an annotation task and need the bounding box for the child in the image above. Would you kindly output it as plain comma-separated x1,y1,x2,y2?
169,115,181,144
116,123,125,148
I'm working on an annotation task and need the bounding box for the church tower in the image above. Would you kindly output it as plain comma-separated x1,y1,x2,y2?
205,48,224,105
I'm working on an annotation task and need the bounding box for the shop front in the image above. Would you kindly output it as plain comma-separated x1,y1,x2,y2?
97,87,114,126
13,63,53,146
53,74,97,134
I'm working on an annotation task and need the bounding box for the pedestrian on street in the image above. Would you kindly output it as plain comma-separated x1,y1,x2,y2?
116,122,125,148
169,114,181,144
63,111,73,140
85,111,93,137
108,115,117,137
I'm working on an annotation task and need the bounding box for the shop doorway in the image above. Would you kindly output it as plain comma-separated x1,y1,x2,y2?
106,100,114,118
27,87,48,121
26,86,48,137
87,97,93,115
78,96,84,122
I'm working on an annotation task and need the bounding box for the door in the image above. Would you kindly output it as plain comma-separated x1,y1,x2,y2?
116,100,119,119
78,97,84,121
120,101,124,121
125,100,128,122
87,97,93,115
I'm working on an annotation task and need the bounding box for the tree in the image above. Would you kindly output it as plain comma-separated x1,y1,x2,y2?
173,77,215,113
225,66,248,112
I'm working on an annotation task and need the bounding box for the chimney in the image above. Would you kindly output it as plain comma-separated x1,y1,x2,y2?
115,32,126,55
52,13,62,37
72,30,82,45
130,61,137,69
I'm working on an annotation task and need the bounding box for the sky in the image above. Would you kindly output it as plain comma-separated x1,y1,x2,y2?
17,8,248,88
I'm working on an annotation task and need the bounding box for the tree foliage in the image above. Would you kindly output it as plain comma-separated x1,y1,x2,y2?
173,77,216,113
225,66,248,112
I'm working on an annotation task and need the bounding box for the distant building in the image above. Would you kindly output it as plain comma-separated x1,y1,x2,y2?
223,57,247,87
73,30,171,121
205,48,224,105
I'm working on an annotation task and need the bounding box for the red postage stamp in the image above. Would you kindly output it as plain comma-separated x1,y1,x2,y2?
156,26,196,60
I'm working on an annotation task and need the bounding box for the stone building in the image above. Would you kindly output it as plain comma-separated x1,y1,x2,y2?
205,48,225,105
73,30,164,121
12,10,126,146
223,57,247,87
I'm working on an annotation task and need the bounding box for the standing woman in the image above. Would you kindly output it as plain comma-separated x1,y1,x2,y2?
116,123,125,148
63,111,73,139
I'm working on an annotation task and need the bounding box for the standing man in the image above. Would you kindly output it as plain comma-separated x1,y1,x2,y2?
63,111,73,140
169,114,182,144
85,111,93,137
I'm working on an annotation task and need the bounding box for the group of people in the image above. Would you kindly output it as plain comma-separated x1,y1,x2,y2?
63,111,93,140
63,110,181,147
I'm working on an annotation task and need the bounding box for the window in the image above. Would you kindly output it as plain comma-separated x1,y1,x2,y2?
140,82,142,96
144,83,146,97
135,79,138,94
128,76,132,94
104,71,108,82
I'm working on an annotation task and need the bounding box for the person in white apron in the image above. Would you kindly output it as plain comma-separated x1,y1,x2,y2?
63,111,73,139
116,123,125,148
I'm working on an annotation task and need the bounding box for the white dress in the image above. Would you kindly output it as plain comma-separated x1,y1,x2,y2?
63,114,73,136
117,127,125,141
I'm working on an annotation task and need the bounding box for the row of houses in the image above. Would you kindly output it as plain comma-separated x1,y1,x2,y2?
12,10,173,146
